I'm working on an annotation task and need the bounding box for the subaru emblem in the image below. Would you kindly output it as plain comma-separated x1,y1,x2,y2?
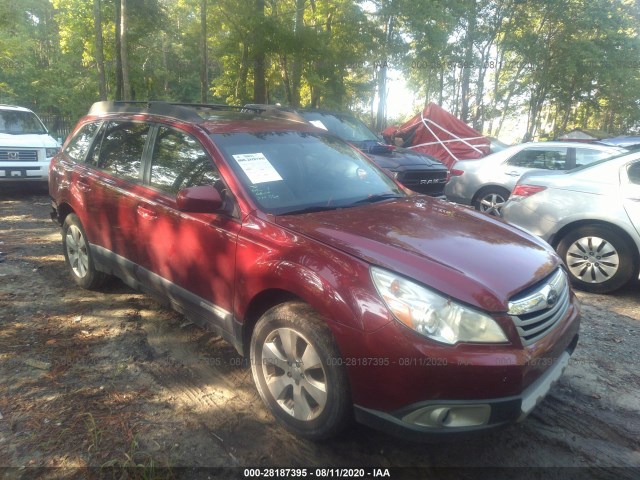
546,288,558,307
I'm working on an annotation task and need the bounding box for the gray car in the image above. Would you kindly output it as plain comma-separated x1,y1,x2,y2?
445,141,624,215
502,151,640,293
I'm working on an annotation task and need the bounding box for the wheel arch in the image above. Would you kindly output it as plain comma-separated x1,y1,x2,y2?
55,202,75,226
238,289,302,357
471,184,511,205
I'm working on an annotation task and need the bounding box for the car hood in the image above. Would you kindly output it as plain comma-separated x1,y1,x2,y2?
276,197,560,312
0,133,58,148
351,140,446,170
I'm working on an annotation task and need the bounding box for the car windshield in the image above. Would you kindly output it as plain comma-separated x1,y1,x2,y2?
0,110,47,134
213,131,405,214
299,112,379,143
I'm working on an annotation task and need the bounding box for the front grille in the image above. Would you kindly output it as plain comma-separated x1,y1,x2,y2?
508,269,570,346
0,150,38,162
397,170,448,196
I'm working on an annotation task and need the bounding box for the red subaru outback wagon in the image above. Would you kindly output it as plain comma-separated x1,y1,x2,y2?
50,101,580,440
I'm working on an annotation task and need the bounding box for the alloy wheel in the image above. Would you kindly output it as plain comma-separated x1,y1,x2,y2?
260,327,328,421
65,225,89,278
566,235,619,284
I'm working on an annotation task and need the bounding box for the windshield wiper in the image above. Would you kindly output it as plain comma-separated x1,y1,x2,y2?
350,193,404,206
280,205,340,215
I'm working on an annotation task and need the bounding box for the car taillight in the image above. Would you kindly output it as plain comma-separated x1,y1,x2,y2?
450,169,464,176
511,184,546,199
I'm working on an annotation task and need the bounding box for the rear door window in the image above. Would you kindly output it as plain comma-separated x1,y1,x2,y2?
575,148,615,167
507,147,568,170
94,121,150,182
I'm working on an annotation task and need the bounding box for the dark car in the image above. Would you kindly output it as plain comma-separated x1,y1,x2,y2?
50,101,580,441
245,104,449,197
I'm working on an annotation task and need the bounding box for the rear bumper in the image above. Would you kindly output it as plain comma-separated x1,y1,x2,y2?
354,334,577,441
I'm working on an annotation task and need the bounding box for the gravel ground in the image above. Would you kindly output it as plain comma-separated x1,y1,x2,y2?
0,184,639,480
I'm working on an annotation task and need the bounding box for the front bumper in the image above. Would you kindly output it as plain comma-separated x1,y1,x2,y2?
0,163,50,181
354,336,577,440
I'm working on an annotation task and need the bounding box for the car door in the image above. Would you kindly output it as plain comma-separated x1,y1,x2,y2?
85,120,151,272
501,146,570,189
134,124,241,333
622,159,640,237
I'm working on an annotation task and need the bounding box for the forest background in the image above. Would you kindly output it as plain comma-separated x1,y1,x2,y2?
1,0,639,142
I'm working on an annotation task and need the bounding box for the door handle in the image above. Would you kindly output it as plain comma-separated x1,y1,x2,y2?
137,204,157,220
505,171,521,177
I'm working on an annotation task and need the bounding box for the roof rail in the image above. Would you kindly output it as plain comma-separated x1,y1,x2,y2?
88,101,261,123
242,103,307,123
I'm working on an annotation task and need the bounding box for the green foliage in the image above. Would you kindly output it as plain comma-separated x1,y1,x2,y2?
0,0,638,136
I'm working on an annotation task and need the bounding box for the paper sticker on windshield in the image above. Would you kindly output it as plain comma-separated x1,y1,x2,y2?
232,153,283,184
309,120,328,131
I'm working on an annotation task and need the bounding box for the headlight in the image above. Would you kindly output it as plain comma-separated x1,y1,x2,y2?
45,147,60,158
371,267,508,345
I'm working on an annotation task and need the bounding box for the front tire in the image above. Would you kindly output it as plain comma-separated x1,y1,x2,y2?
62,214,107,289
557,226,637,293
250,302,351,440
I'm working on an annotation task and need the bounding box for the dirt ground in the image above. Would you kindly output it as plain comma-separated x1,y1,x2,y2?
1,184,639,480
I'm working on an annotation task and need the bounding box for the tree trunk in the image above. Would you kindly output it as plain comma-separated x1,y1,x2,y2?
200,0,208,103
115,0,123,100
375,14,393,131
291,0,306,107
93,0,107,100
523,87,546,142
120,0,132,101
253,0,266,103
375,62,388,131
279,55,292,105
162,33,169,93
438,67,444,105
236,43,249,103
460,2,477,124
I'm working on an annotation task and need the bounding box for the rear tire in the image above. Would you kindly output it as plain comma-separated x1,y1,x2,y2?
250,301,352,440
557,225,637,293
473,187,510,216
62,214,107,289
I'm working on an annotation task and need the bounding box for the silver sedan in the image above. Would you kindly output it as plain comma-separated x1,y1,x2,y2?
502,151,640,293
445,141,624,215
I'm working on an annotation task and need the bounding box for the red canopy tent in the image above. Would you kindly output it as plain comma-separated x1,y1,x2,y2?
382,103,490,169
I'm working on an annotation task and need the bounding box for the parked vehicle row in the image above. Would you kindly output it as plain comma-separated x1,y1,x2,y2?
444,141,625,215
502,152,640,294
443,139,639,294
49,101,580,441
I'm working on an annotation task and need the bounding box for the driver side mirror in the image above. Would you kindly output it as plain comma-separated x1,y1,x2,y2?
176,185,223,213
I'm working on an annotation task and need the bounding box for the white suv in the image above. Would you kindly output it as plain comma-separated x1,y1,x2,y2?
0,104,60,183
